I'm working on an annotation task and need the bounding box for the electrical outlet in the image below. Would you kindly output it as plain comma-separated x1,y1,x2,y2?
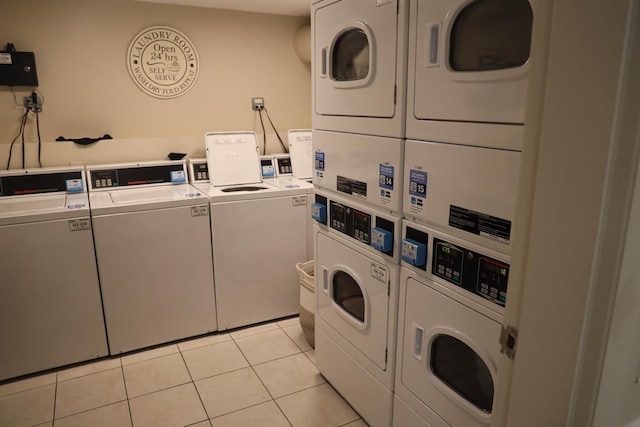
252,97,264,110
24,94,43,113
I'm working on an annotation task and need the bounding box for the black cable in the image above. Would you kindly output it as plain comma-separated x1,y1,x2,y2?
22,116,26,168
263,107,288,153
9,86,21,108
36,111,42,168
257,108,267,155
7,111,28,170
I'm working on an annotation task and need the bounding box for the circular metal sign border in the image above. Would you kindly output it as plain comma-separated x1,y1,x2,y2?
127,26,199,99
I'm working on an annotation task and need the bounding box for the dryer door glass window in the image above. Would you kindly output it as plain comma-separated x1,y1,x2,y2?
332,271,365,323
430,334,494,413
332,29,370,81
449,0,533,71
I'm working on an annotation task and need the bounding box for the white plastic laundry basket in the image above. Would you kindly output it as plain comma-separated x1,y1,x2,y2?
296,260,315,348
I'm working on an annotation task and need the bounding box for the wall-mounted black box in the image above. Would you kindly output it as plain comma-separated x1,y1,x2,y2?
0,51,38,86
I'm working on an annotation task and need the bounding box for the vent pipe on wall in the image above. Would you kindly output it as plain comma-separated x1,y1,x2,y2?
293,25,311,63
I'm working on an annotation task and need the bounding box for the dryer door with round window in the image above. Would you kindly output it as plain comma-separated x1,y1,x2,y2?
313,0,400,119
398,273,502,427
410,0,534,125
316,232,395,370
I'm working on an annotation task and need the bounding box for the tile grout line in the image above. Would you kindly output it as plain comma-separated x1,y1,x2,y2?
177,340,213,424
118,357,135,427
249,320,307,427
51,370,58,425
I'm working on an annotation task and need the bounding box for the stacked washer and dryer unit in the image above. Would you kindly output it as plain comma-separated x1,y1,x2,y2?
395,1,534,426
311,0,534,426
311,0,408,426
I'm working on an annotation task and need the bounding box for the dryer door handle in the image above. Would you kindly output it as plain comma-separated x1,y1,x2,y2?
322,266,329,294
424,22,440,68
320,46,328,77
412,322,424,361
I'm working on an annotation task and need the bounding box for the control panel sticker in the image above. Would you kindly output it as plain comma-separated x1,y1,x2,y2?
408,169,427,198
337,176,367,199
0,53,12,65
379,164,394,206
68,218,91,232
371,262,388,284
191,205,209,217
292,195,307,206
315,151,325,180
67,203,86,210
379,164,394,190
449,205,511,245
408,169,427,214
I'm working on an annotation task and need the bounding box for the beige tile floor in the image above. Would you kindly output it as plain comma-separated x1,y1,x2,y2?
0,317,368,427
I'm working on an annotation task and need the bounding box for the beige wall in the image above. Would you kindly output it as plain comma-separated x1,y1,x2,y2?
0,0,311,168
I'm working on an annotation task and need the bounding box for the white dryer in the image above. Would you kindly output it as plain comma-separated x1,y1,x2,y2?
0,167,108,381
406,0,534,149
394,219,508,427
193,132,309,331
312,190,400,427
312,0,408,138
403,139,521,256
87,161,217,354
313,129,404,217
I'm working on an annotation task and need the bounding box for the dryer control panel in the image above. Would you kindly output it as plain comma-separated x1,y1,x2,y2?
313,193,396,257
432,237,509,307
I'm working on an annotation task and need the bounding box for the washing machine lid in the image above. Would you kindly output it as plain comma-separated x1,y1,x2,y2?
88,184,207,214
86,161,208,215
264,177,313,193
288,129,313,179
0,166,90,225
205,132,262,187
197,180,291,202
0,193,90,225
288,129,313,180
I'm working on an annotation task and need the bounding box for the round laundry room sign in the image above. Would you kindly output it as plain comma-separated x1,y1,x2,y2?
127,26,199,99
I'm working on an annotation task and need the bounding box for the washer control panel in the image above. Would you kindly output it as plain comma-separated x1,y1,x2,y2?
89,163,186,189
432,237,509,307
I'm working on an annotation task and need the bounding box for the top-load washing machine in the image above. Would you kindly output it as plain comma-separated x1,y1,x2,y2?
312,0,409,138
0,166,108,380
260,130,315,260
87,161,217,354
406,0,534,148
191,132,309,331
